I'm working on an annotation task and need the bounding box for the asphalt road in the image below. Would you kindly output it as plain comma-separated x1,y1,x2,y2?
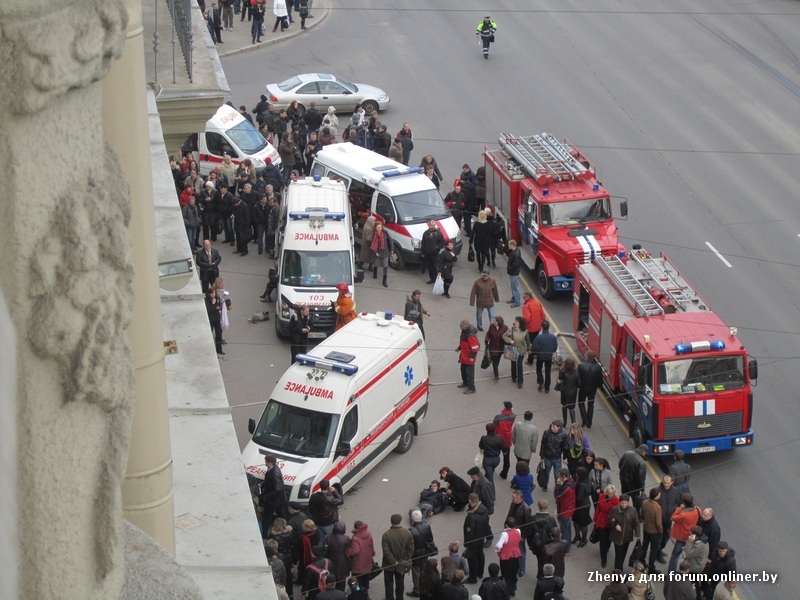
218,1,800,598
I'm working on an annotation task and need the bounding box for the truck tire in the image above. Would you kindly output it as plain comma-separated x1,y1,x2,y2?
536,262,557,300
389,247,405,271
631,422,644,449
394,422,414,454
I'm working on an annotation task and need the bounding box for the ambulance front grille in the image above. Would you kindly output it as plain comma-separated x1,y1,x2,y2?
662,411,742,440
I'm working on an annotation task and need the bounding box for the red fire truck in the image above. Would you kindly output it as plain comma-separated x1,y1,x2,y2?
573,244,757,455
484,133,627,299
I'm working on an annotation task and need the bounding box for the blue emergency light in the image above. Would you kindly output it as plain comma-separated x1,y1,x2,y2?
674,340,725,355
288,211,346,221
382,167,423,178
295,354,359,376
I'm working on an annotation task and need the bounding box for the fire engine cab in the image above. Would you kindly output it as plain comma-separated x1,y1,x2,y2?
574,244,757,455
484,133,627,299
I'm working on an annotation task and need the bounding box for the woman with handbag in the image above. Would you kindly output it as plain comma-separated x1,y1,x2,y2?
593,484,620,569
484,315,507,381
556,357,581,426
502,316,527,389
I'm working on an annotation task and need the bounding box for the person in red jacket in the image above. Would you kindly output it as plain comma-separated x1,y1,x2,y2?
493,401,516,479
456,320,480,395
593,484,620,569
668,493,702,573
494,517,522,595
554,468,576,555
521,291,545,365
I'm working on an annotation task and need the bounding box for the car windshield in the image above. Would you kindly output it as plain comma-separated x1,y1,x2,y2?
252,400,339,458
395,189,451,224
281,249,352,286
226,121,269,154
657,355,745,395
278,76,302,91
541,198,611,227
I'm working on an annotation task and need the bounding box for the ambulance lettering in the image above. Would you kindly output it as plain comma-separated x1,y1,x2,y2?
283,381,335,399
294,233,341,241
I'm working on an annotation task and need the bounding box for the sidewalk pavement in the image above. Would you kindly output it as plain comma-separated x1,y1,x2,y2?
215,0,329,59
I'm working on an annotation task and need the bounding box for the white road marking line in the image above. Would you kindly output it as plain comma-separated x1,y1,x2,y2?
705,241,732,268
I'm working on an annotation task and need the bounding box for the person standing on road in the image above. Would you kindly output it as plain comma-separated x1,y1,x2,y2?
532,320,558,392
476,425,504,492
493,401,516,480
251,0,266,43
494,518,522,596
485,316,507,381
556,357,581,427
521,291,544,365
457,321,480,394
463,493,492,583
260,454,288,536
421,220,445,284
470,209,492,272
332,282,357,331
538,420,566,492
370,222,393,288
382,514,415,600
404,290,430,339
669,450,691,496
196,239,222,291
504,240,522,306
577,351,603,428
640,487,663,574
308,479,344,538
512,410,538,465
289,304,311,364
470,269,499,332
409,510,435,598
346,520,376,590
553,469,576,555
475,16,497,59
618,444,648,496
502,317,528,389
608,493,641,571
656,475,682,564
437,240,458,298
206,288,224,356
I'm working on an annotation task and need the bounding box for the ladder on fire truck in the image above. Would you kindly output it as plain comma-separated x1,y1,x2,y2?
597,255,665,317
630,249,692,309
499,133,589,182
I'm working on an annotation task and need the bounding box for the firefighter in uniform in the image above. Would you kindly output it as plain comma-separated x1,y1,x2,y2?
476,16,497,59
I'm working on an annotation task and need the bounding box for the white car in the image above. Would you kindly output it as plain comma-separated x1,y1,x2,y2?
265,73,390,117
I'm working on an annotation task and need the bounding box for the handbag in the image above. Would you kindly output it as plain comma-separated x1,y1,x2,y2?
503,344,519,361
480,347,491,370
432,274,444,295
474,449,484,471
628,539,643,568
467,244,475,262
554,380,562,392
367,560,382,581
589,526,600,544
536,461,548,489
645,584,656,600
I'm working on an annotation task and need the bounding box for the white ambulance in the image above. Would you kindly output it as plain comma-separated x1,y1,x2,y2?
273,176,364,339
243,312,429,502
310,143,463,269
184,104,281,176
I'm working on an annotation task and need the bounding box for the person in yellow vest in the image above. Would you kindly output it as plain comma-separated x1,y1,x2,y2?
332,282,357,330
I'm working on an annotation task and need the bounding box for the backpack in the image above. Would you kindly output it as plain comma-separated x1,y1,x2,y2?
307,559,332,593
527,516,555,555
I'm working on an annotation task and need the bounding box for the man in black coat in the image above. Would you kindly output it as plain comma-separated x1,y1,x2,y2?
211,2,223,42
259,453,287,536
253,95,271,124
408,509,434,596
618,445,648,496
532,564,559,600
478,563,509,600
304,101,324,132
195,239,221,291
541,527,567,579
504,240,522,307
463,493,491,583
262,157,284,193
577,350,603,428
252,196,271,255
436,240,457,299
232,196,251,255
529,500,558,579
289,305,310,363
420,220,445,284
218,183,235,244
657,475,682,562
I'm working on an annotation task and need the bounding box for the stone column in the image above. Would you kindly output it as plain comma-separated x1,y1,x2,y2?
0,291,17,600
0,1,135,597
102,0,177,554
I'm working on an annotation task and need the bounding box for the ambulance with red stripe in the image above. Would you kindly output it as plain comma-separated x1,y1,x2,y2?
184,104,280,176
310,143,463,270
243,312,429,502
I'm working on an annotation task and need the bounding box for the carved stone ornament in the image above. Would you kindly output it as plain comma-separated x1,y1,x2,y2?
0,0,128,114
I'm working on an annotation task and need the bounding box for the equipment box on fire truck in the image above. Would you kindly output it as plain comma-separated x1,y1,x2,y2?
311,143,463,269
273,176,364,339
573,244,757,455
243,312,429,503
484,133,627,299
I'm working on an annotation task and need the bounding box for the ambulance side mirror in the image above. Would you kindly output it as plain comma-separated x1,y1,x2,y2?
354,267,364,283
334,440,351,458
248,418,256,434
748,358,758,382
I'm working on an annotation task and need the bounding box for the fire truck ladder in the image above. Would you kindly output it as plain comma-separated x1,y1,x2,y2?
597,255,665,317
499,133,589,182
630,251,692,309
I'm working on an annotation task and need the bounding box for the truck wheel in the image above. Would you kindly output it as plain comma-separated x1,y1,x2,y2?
394,422,414,454
536,263,556,300
389,248,405,271
631,422,644,448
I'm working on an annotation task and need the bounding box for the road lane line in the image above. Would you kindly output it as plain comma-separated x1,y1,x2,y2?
705,241,732,267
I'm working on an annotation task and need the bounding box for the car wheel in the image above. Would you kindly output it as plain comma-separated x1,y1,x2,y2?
361,100,379,114
394,422,414,454
296,104,306,118
536,262,556,300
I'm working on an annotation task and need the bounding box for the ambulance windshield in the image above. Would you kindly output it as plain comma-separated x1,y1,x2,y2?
226,120,269,155
281,250,353,286
252,400,339,458
395,190,450,224
657,355,745,395
541,198,611,227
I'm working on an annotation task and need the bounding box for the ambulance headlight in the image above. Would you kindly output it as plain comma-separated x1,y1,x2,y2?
298,476,315,499
412,238,421,249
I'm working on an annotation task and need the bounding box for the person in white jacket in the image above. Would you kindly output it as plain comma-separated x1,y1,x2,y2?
272,0,288,31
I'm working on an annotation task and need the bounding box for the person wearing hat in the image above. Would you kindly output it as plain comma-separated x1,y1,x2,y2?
325,106,339,135
469,269,499,332
618,444,648,496
346,520,376,589
381,514,414,600
456,320,480,394
475,16,497,59
332,282,357,330
493,401,516,479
